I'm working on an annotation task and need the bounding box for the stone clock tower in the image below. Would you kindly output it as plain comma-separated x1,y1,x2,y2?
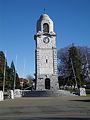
34,14,59,91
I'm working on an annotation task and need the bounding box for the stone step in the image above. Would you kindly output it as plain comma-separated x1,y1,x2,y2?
21,90,76,97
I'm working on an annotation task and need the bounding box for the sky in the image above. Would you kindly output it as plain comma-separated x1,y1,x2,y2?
0,0,90,78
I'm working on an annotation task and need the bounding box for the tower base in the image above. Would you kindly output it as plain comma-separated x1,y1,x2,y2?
36,74,59,91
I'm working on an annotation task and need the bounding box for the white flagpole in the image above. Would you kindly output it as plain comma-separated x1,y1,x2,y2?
13,55,17,91
23,59,25,78
21,59,25,89
3,52,6,99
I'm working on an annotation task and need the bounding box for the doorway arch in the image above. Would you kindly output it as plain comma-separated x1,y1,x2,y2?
45,78,50,89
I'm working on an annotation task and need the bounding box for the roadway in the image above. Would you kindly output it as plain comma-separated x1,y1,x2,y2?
0,96,90,120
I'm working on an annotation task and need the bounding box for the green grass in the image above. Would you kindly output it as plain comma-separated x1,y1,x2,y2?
86,89,90,94
86,94,90,96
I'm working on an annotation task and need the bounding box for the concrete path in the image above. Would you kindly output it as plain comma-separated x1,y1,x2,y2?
0,96,90,120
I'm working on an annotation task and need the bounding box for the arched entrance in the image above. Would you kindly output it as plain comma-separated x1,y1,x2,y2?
45,78,50,89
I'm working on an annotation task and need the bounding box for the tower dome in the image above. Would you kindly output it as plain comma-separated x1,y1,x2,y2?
39,14,50,20
36,14,54,33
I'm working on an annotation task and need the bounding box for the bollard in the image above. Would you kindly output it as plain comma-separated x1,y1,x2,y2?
0,91,4,101
10,90,14,99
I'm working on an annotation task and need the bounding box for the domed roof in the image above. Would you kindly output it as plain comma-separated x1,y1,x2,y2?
39,14,50,20
36,13,54,33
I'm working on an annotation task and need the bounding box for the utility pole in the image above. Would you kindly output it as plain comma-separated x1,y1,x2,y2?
70,58,77,88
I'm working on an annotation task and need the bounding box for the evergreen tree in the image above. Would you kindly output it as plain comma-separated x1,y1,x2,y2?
5,66,13,90
0,51,5,90
10,61,20,89
15,72,20,89
11,61,15,74
57,45,90,87
68,45,82,87
0,51,20,91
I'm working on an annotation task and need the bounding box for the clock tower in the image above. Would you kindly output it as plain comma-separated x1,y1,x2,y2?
34,14,59,91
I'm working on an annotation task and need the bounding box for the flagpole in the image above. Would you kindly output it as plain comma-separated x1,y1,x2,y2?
3,52,6,99
13,55,17,91
22,59,25,89
13,68,16,91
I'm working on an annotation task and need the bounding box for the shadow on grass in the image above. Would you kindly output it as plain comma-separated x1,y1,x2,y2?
70,99,90,102
0,117,90,120
42,118,90,120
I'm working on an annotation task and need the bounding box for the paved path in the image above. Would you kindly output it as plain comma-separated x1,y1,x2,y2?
0,96,90,120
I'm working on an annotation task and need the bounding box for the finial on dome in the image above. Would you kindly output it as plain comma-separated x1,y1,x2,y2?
44,8,46,14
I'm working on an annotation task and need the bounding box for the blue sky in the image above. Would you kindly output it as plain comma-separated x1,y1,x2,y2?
0,0,90,78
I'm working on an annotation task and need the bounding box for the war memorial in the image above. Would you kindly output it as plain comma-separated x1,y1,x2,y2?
0,14,90,119
19,13,80,97
23,13,86,97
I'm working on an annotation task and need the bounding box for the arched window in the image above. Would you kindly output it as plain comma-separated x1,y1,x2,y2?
43,23,49,33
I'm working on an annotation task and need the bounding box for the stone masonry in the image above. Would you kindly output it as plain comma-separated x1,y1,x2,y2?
34,14,59,91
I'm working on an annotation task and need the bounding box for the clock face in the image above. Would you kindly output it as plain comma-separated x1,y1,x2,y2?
43,37,49,44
